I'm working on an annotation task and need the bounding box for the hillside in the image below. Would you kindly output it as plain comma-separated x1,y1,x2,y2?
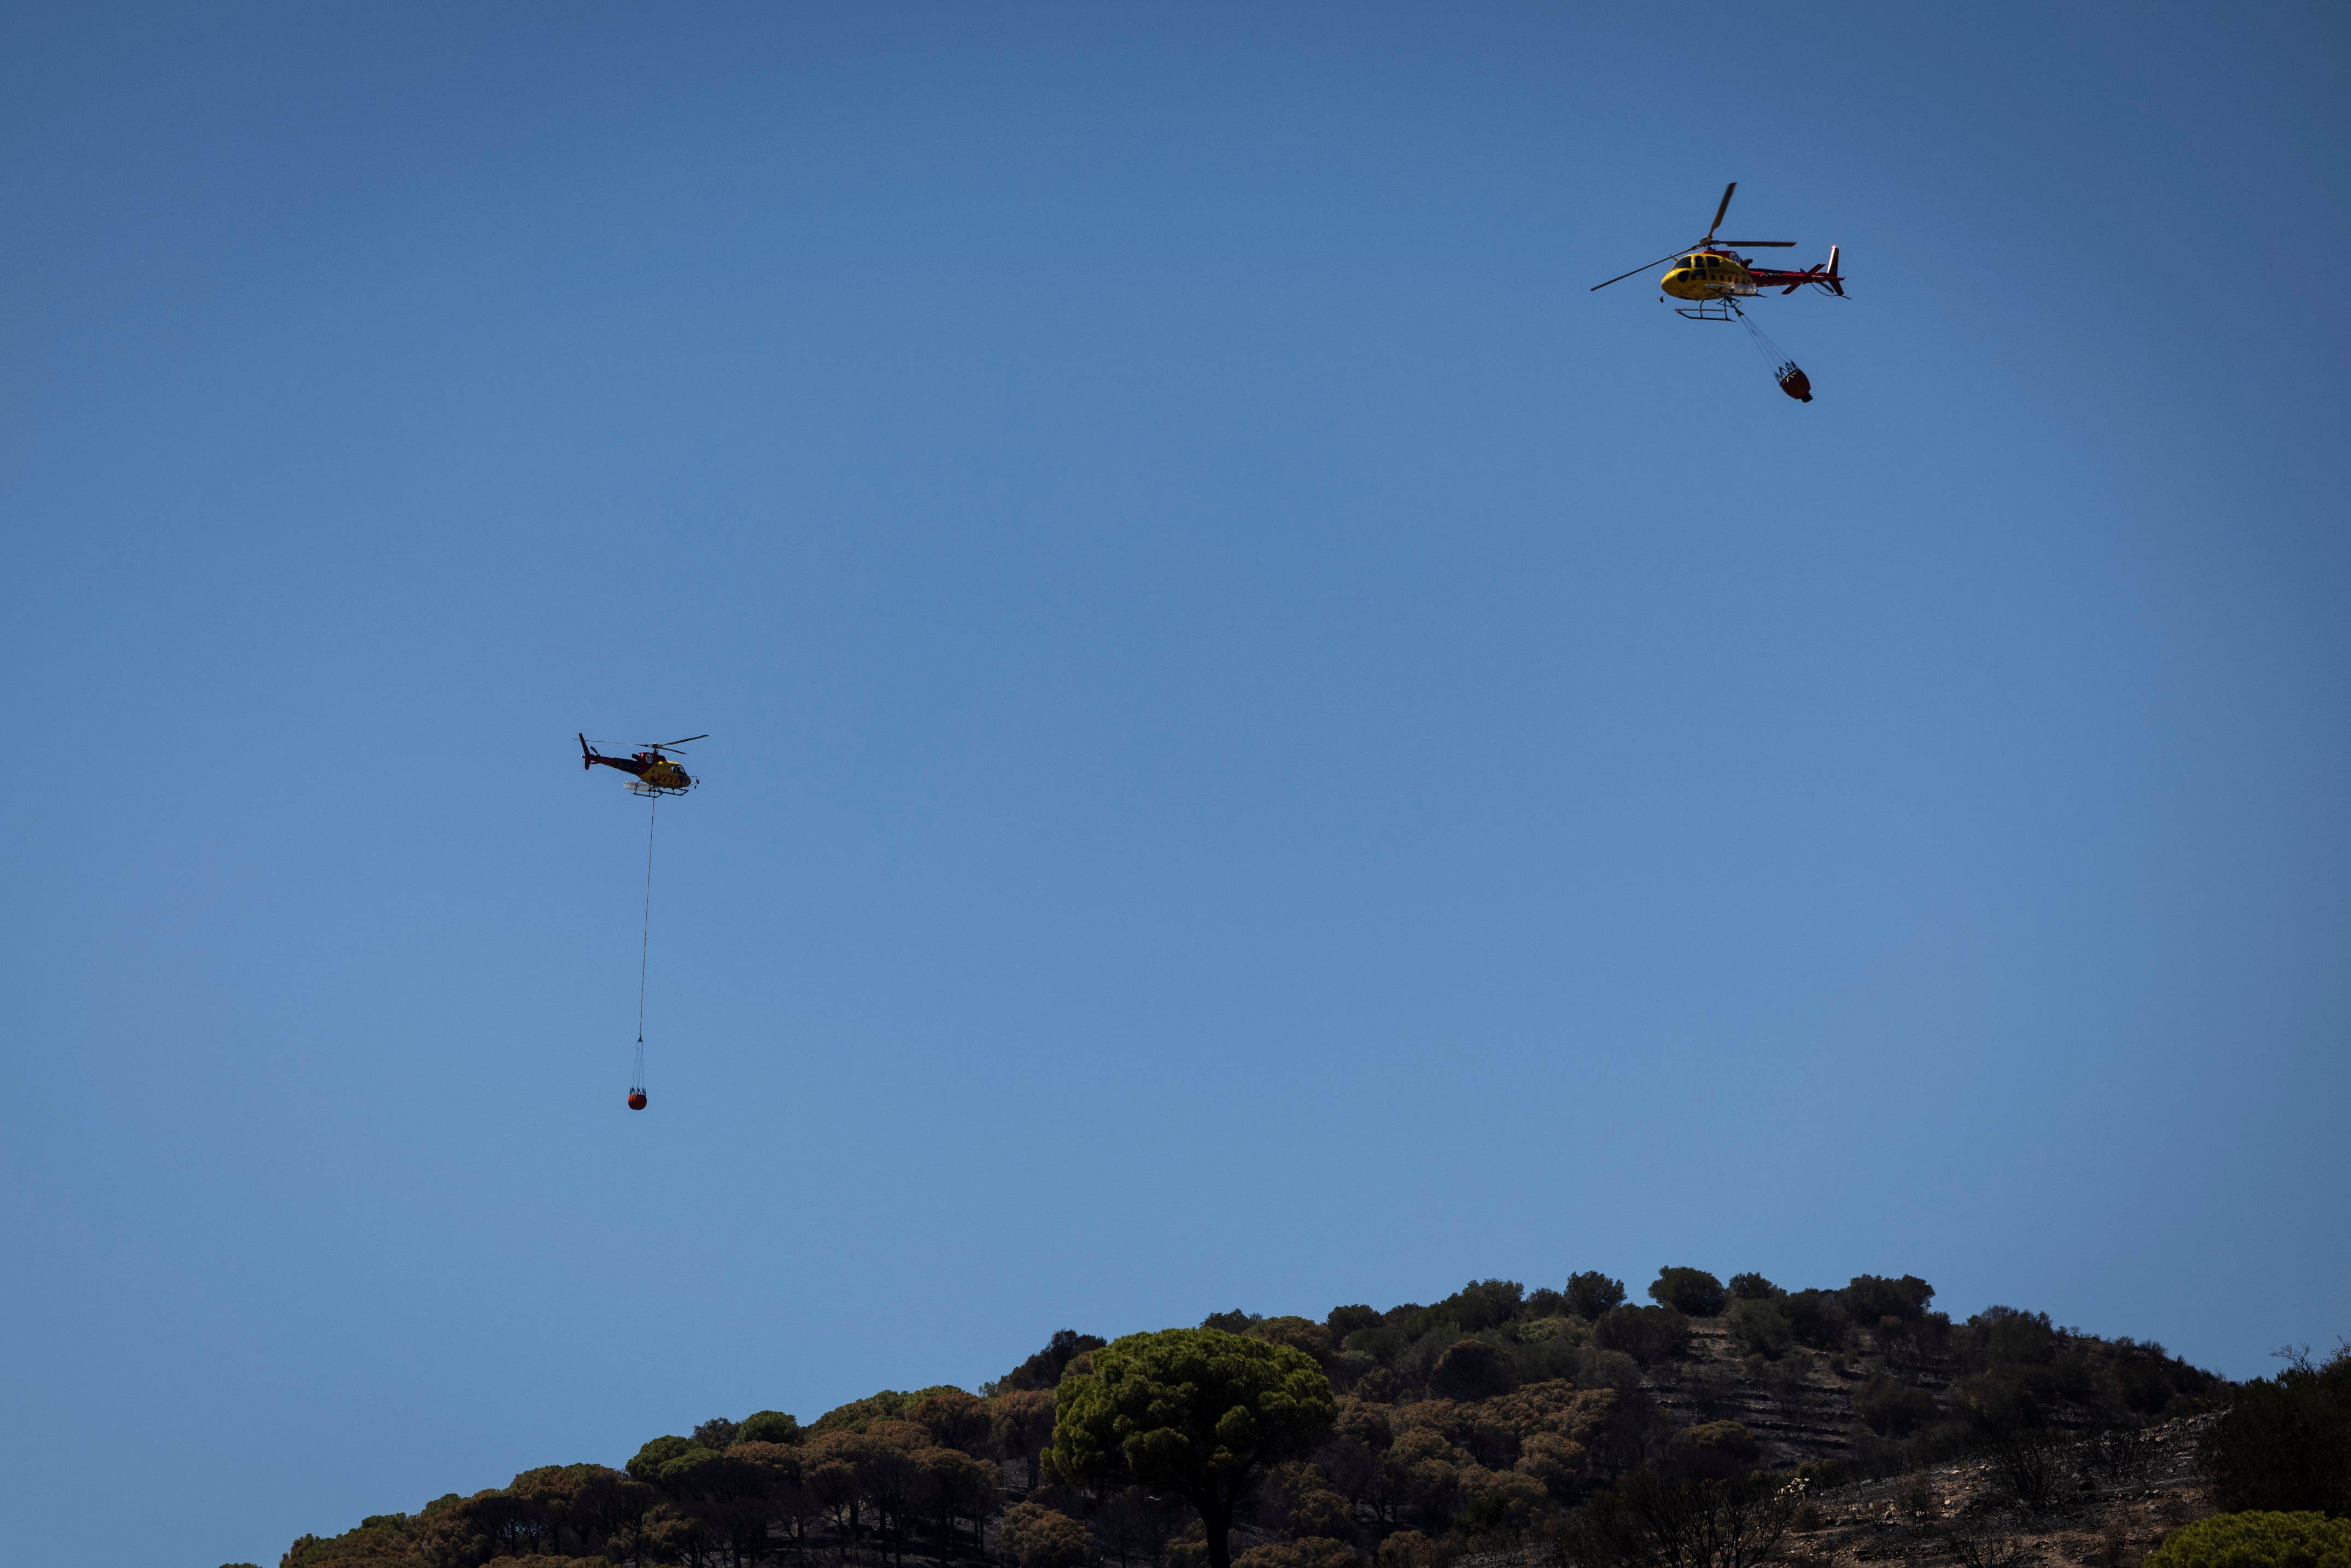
269,1268,2234,1568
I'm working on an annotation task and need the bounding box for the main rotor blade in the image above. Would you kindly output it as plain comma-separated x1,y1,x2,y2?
1706,182,1735,239
652,734,709,748
1589,248,1689,292
1719,239,1795,247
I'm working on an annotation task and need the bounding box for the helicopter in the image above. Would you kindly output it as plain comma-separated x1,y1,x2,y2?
1590,183,1844,400
579,733,706,797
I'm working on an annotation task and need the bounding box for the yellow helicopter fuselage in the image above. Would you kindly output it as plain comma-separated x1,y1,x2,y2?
1660,250,1759,301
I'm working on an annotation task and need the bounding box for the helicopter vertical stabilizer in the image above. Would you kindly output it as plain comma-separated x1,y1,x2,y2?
1826,245,1844,296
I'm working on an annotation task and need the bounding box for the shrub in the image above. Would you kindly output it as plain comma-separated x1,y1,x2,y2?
1527,1288,1568,1319
1459,1469,1551,1541
1727,1274,1783,1302
1727,1299,1794,1361
1565,1272,1628,1321
1853,1376,1939,1437
2143,1512,2351,1568
1430,1338,1514,1400
1326,1304,1381,1338
2109,1342,2215,1419
1002,1502,1098,1568
1671,1421,1762,1479
1982,1427,2067,1510
1508,1326,1587,1385
1951,1371,2041,1434
1377,1530,1437,1568
1648,1268,1729,1318
1568,1466,1797,1568
1575,1345,1642,1391
1594,1306,1694,1365
1236,1540,1365,1568
2201,1346,2351,1517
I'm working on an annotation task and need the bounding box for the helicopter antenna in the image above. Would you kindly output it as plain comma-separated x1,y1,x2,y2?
1590,248,1689,292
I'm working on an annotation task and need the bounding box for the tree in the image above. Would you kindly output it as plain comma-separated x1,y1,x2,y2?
1839,1276,1934,1325
2201,1345,2351,1517
1254,1317,1336,1361
1095,1486,1187,1568
1593,1307,1693,1366
998,1331,1110,1394
1781,1291,1848,1351
1441,1280,1527,1333
283,1516,419,1568
1565,1274,1628,1321
910,1389,993,1455
1854,1377,1938,1438
659,1446,782,1568
629,1436,709,1483
1647,1270,1727,1319
1429,1339,1513,1401
806,1431,875,1555
1724,1276,1780,1302
735,1441,817,1557
740,1410,804,1446
1724,1300,1791,1361
850,1420,933,1568
1051,1327,1337,1568
995,1388,1062,1491
922,1443,1003,1557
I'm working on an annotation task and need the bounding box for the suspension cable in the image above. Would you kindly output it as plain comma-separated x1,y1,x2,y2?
635,794,657,1090
1736,304,1803,388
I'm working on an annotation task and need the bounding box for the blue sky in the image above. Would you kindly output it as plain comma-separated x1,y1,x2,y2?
3,5,2347,1564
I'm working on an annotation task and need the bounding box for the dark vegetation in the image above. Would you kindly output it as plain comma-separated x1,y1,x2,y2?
2197,1344,2351,1517
273,1269,2348,1568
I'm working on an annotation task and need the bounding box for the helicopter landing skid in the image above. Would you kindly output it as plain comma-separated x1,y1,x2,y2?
1672,297,1745,321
